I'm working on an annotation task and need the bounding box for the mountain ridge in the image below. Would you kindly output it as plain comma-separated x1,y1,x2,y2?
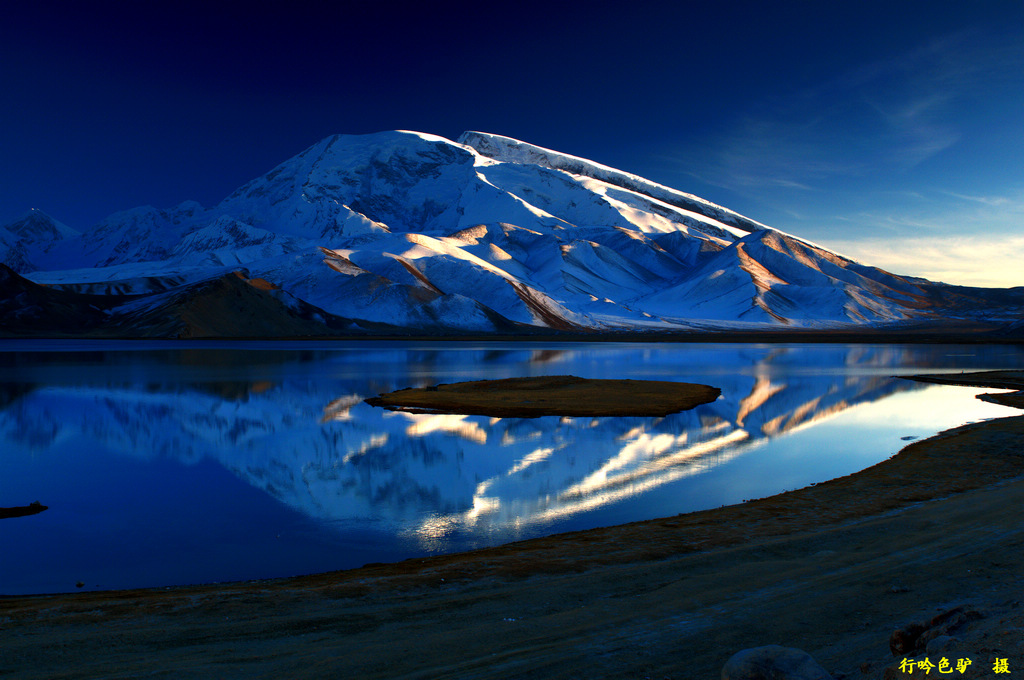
3,130,1022,338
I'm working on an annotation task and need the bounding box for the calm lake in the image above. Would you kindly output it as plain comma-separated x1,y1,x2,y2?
1,340,1020,595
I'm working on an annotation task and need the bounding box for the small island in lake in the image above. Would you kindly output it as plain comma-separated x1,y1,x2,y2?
364,375,721,417
0,501,47,520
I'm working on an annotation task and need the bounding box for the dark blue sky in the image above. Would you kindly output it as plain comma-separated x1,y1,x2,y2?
3,0,1023,285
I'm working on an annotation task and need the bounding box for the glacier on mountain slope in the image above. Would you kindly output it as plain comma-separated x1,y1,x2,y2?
457,130,764,238
5,130,1019,334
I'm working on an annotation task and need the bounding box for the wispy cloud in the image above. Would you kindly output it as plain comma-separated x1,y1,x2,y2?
941,191,1013,207
656,24,1024,290
850,35,977,169
826,234,1024,288
713,115,868,190
673,28,1024,194
821,190,1024,287
854,190,1024,233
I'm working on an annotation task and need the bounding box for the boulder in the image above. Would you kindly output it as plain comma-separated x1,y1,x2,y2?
722,645,833,680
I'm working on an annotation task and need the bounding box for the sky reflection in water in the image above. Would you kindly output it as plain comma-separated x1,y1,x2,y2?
0,341,1020,594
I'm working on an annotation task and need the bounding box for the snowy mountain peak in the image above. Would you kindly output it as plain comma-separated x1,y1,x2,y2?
458,131,768,235
2,209,79,244
4,130,1024,338
0,209,81,274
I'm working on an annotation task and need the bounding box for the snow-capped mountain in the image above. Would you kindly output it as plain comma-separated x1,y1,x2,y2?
0,209,80,275
3,131,1022,336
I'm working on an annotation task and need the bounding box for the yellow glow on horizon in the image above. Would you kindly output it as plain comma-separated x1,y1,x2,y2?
827,236,1024,288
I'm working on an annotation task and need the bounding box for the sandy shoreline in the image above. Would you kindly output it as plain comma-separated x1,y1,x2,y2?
3,372,1024,679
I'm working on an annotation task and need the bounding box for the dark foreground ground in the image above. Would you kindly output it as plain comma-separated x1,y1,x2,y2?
3,372,1024,679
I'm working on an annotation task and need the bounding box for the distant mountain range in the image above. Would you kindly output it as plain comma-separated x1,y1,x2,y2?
3,131,1022,338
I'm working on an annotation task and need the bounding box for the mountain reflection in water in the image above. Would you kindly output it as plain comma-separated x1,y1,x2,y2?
1,341,1020,593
